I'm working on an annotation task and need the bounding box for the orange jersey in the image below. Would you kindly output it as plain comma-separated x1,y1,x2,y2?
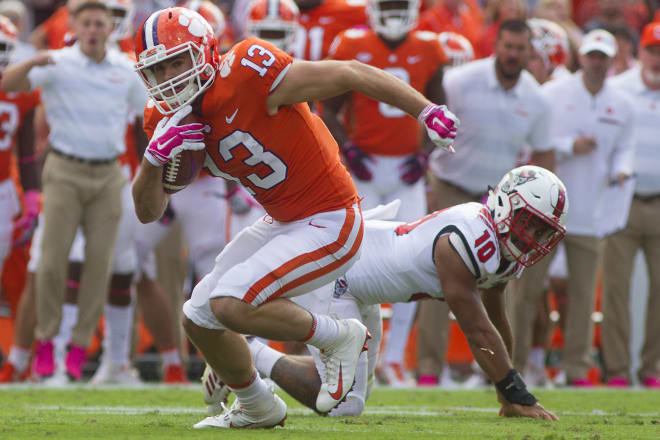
144,38,357,222
118,37,136,56
35,6,70,50
328,29,446,156
294,0,367,61
0,90,41,182
417,2,482,48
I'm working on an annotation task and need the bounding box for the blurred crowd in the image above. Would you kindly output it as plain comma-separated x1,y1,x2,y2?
0,0,658,391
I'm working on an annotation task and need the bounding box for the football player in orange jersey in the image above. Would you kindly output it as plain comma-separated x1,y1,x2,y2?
292,0,368,60
246,0,301,54
29,0,85,50
0,16,42,383
322,0,447,388
131,6,457,428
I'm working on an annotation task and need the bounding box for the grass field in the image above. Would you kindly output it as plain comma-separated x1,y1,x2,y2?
1,385,659,439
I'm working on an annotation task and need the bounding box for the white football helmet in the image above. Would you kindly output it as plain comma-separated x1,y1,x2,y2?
486,165,568,267
528,18,568,70
367,0,419,41
438,31,475,68
105,0,135,42
0,16,16,68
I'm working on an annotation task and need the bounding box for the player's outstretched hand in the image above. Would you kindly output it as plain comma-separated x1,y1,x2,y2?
418,103,459,153
499,401,559,421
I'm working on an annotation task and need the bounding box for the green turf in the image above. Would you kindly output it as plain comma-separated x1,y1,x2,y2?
1,386,658,439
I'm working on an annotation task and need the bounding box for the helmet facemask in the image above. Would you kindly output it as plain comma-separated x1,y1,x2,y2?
246,19,299,53
368,0,419,41
487,165,568,268
0,38,15,68
108,3,135,42
498,193,565,267
136,41,215,114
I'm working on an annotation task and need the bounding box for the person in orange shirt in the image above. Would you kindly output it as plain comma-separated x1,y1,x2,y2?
292,0,368,60
131,6,458,428
245,0,301,55
29,0,85,50
0,16,41,383
417,0,483,49
322,0,448,387
477,0,526,58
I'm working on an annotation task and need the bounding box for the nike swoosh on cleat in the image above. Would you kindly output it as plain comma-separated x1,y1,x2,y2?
329,363,344,401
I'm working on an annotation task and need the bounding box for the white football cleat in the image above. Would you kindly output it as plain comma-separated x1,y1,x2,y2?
201,364,231,415
316,318,370,413
89,361,141,386
193,390,287,429
41,366,69,387
375,362,415,388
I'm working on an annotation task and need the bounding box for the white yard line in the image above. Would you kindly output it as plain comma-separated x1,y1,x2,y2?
28,405,659,418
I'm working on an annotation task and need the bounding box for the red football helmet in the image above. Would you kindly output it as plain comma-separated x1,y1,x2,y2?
246,0,300,53
0,15,17,68
182,0,226,38
528,18,568,70
105,0,135,42
438,32,474,68
135,7,219,114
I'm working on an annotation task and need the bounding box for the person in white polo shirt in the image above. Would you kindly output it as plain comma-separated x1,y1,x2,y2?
601,22,660,390
417,19,554,386
516,29,634,387
1,1,146,381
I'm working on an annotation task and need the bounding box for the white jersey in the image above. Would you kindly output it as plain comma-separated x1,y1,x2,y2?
337,202,524,305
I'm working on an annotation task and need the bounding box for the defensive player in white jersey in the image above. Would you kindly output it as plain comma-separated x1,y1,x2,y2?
203,165,566,420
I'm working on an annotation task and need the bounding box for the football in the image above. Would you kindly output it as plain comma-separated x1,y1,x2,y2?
161,113,206,194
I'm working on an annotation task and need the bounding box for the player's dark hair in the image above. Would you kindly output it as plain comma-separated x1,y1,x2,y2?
497,19,531,40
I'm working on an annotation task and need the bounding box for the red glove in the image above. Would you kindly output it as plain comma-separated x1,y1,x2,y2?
399,151,429,185
341,143,374,182
13,189,40,247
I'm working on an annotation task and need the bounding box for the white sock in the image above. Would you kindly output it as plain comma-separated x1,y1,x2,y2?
529,347,546,369
383,302,417,365
247,337,285,378
104,303,133,367
54,303,79,364
229,371,272,411
302,313,339,350
8,345,31,373
160,348,181,368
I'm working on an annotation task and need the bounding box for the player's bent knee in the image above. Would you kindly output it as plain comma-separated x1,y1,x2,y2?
209,296,251,330
182,316,203,339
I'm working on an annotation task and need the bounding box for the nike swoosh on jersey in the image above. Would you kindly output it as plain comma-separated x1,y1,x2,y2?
407,55,422,64
328,363,344,400
225,109,238,123
308,220,327,228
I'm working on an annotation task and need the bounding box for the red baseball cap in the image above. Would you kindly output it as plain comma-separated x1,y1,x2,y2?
641,22,660,48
